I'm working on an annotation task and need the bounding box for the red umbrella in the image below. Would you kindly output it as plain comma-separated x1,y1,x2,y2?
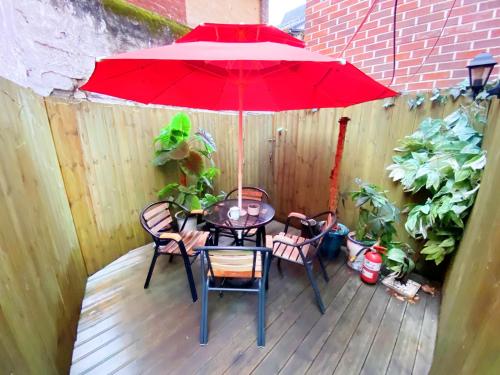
82,23,396,213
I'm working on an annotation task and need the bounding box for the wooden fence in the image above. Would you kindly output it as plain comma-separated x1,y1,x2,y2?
1,76,499,374
0,79,86,374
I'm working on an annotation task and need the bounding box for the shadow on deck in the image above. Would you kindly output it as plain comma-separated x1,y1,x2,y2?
71,221,439,375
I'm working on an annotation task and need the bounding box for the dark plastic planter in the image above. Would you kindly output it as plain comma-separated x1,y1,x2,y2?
320,223,349,259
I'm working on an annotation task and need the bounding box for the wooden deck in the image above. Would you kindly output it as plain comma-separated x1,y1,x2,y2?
71,222,440,375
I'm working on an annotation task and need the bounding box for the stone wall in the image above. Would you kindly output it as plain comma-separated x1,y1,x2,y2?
0,0,182,96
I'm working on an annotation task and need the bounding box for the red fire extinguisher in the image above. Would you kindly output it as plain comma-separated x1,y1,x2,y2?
360,246,385,284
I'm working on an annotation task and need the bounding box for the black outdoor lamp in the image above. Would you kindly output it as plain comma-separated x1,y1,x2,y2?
467,52,497,99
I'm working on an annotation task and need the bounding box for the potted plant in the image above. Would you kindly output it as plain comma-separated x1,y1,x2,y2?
153,112,223,231
347,179,399,270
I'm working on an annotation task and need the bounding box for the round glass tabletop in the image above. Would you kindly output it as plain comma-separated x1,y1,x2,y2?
203,199,275,230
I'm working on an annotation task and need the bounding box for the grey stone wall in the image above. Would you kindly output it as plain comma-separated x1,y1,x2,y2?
0,0,177,96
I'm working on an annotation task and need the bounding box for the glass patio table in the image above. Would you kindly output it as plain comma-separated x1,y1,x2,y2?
203,199,275,246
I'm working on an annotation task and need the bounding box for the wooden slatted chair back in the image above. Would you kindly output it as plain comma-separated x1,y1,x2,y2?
200,246,270,279
225,187,269,202
140,201,173,239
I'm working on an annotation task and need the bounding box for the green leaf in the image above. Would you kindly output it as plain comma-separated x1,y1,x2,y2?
463,153,486,170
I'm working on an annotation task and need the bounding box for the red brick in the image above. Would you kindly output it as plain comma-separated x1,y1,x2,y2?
426,52,456,63
405,6,433,20
373,63,394,72
399,0,419,12
365,41,389,52
353,37,376,48
398,40,426,52
422,71,451,80
440,42,472,54
449,3,478,16
311,14,329,27
418,11,446,25
398,57,424,68
476,19,500,30
462,11,495,24
410,81,435,90
455,50,484,60
479,0,500,11
456,31,489,43
474,38,500,49
400,24,428,38
375,47,396,57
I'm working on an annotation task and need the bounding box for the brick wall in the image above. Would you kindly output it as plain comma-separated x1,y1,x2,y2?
127,0,187,23
305,0,500,92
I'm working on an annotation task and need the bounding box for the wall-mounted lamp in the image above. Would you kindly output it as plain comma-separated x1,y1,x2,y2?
467,52,497,99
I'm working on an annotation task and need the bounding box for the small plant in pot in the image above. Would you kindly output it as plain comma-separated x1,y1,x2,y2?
347,179,400,270
384,244,415,283
153,112,224,231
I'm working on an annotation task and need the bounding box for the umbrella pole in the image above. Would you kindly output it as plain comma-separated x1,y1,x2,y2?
238,108,243,212
328,116,351,214
238,81,244,213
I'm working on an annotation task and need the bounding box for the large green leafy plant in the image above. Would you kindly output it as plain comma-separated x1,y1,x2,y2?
387,105,487,265
350,179,400,246
153,112,223,210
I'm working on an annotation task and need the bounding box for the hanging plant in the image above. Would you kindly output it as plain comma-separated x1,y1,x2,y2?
430,88,448,105
383,96,395,109
407,93,425,110
387,104,487,265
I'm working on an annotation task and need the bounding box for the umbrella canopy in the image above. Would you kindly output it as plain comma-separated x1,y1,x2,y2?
176,23,306,47
81,23,397,212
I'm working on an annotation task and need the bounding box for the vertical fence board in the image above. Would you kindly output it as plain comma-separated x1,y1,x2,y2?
0,78,86,374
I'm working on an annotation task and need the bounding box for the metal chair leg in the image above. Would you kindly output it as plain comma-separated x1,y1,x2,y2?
304,261,326,314
200,279,209,345
265,255,273,290
181,255,198,302
257,279,265,347
144,252,159,289
277,257,283,277
317,254,329,282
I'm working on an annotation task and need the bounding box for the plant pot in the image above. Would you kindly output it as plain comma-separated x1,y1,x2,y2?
319,223,349,260
346,231,377,271
175,211,198,232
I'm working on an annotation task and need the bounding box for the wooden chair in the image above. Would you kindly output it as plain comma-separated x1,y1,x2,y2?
266,211,336,314
219,186,270,244
198,246,271,347
140,200,210,302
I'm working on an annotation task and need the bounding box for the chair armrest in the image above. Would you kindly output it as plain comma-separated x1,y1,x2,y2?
191,209,204,215
160,232,182,242
288,212,307,220
273,235,297,246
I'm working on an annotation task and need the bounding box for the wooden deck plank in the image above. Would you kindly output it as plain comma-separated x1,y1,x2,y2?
386,292,428,375
164,262,320,374
273,274,362,375
413,294,440,375
250,262,352,375
69,221,439,375
217,262,351,375
305,283,377,374
332,286,391,375
359,296,407,375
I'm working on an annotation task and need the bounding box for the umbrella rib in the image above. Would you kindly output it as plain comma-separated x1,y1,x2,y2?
147,69,199,104
84,60,159,86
